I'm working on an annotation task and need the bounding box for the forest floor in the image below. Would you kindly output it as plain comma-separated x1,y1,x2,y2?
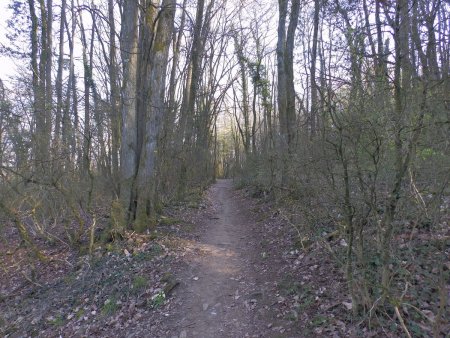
1,179,444,337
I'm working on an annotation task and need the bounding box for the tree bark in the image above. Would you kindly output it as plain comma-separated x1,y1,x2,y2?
310,0,319,137
277,0,299,183
134,0,176,230
108,0,120,193
233,32,251,156
120,0,140,223
55,0,66,145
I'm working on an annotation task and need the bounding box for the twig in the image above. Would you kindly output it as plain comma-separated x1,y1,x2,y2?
395,306,412,338
368,296,383,321
402,302,435,324
21,271,43,288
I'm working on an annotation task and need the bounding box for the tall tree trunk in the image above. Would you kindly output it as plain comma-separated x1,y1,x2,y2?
120,0,140,223
134,0,176,230
183,0,206,146
136,0,161,170
285,0,300,147
34,0,51,171
277,0,288,154
90,10,107,175
45,0,53,156
252,79,257,155
277,0,299,183
310,0,319,137
79,12,91,176
176,0,206,196
55,0,66,146
233,33,251,156
108,0,120,192
28,0,39,161
166,0,187,136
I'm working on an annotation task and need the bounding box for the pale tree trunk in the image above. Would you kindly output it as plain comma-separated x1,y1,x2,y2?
0,80,4,168
166,0,187,134
108,0,120,192
136,0,161,170
252,79,257,155
79,11,91,176
423,0,440,81
134,0,176,230
62,0,79,165
233,32,251,156
54,0,66,146
310,0,319,137
277,0,288,154
277,0,299,184
182,0,206,146
28,0,39,155
34,0,51,171
284,0,299,147
90,10,107,175
195,0,216,154
45,0,53,159
120,0,139,223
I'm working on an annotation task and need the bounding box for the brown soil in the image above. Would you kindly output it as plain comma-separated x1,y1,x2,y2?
158,178,297,337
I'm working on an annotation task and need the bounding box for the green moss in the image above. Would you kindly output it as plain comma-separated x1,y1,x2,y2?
154,201,163,214
311,314,328,327
110,199,125,236
151,291,166,308
153,41,166,52
101,297,118,316
134,208,157,233
158,216,180,226
75,308,85,319
132,275,148,291
48,315,64,326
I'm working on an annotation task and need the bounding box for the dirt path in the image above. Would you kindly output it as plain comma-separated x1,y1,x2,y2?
163,179,275,338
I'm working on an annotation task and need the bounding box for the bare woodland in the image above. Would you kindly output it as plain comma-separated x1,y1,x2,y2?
0,0,448,336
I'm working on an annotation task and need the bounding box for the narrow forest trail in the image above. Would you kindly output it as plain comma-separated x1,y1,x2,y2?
163,179,265,337
161,179,288,338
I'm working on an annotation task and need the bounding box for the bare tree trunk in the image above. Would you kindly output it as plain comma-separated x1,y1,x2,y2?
28,0,39,162
90,10,107,175
120,0,139,223
285,0,300,147
63,0,80,165
277,0,299,184
134,0,176,230
34,0,51,171
45,0,53,159
166,0,186,134
136,0,161,172
55,0,66,146
184,0,206,146
107,0,120,193
79,11,91,176
252,80,257,155
277,0,288,154
233,33,251,156
310,0,319,137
